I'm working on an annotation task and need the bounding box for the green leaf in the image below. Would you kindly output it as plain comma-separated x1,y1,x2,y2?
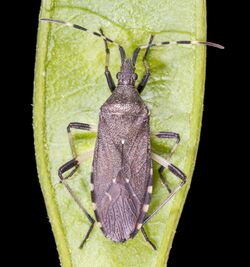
34,0,206,266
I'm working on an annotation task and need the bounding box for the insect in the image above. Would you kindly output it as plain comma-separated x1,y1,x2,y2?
41,18,223,250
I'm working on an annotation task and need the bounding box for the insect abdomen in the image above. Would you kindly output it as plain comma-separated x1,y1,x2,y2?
91,110,152,242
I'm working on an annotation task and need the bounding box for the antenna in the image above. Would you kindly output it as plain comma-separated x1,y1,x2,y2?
139,40,224,50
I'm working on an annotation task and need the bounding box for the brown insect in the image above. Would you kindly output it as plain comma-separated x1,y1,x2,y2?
41,18,223,250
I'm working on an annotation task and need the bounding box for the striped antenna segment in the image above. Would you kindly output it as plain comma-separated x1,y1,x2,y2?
139,40,224,49
40,18,121,47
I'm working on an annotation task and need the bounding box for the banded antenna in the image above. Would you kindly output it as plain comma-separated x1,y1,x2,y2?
40,18,126,64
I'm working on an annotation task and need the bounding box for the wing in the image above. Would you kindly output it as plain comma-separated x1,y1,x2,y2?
91,112,152,242
99,172,141,242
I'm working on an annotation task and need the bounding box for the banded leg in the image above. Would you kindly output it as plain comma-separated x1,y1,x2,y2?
58,150,95,248
137,35,155,94
99,29,116,92
143,152,186,225
67,122,96,158
58,150,94,181
141,226,156,250
62,180,95,248
62,122,96,182
153,131,180,193
59,121,97,248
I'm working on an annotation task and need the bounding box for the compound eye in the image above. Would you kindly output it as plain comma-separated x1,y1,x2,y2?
116,72,121,79
133,73,138,80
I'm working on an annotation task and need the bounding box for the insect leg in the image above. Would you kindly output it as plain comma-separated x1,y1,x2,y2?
59,122,96,248
152,131,180,193
58,150,94,181
143,152,186,225
67,122,97,158
137,35,155,94
60,122,96,184
60,122,95,182
141,227,157,250
58,150,95,248
61,179,95,248
99,29,116,92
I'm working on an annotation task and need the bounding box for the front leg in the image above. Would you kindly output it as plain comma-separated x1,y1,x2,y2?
137,35,154,94
100,29,116,92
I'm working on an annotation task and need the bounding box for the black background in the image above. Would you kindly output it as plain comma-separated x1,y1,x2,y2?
6,1,238,266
